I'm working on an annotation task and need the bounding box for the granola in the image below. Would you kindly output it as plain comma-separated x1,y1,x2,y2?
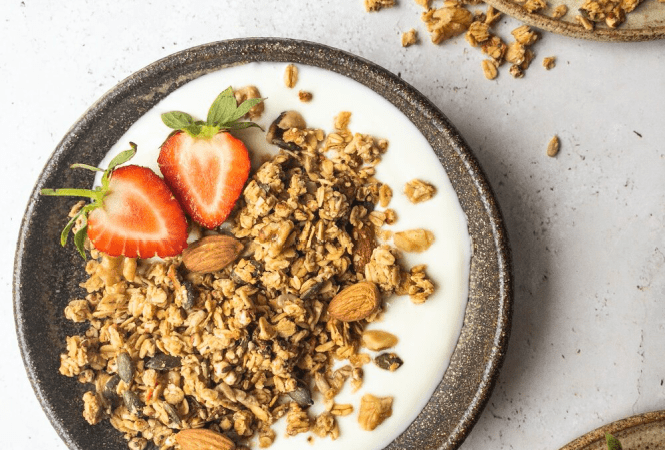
59,109,436,449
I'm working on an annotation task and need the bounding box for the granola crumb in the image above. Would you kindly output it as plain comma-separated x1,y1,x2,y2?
524,0,547,13
365,0,396,12
576,14,595,30
542,56,556,70
284,64,299,88
551,4,568,18
414,0,431,7
334,111,352,130
404,179,436,203
358,394,393,431
401,28,418,47
509,64,525,78
421,2,474,44
547,135,560,157
298,90,313,102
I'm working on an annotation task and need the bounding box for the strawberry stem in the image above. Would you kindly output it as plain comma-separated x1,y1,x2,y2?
41,187,104,203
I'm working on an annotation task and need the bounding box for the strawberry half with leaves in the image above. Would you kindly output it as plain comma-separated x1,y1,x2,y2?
41,144,188,258
158,87,263,229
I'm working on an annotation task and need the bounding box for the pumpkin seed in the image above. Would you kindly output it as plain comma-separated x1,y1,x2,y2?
163,402,182,427
102,374,120,406
288,380,313,408
123,390,143,416
117,352,134,383
374,352,403,371
145,353,181,371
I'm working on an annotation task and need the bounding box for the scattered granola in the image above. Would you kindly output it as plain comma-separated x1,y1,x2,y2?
482,59,498,80
421,1,474,44
404,179,436,203
578,0,643,28
59,107,437,449
547,135,560,157
542,56,556,69
401,28,419,47
551,4,569,18
365,0,396,12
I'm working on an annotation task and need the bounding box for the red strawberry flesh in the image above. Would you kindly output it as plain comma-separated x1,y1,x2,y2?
87,165,188,258
158,131,251,229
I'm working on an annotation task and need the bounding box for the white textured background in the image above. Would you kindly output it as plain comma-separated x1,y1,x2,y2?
1,1,664,449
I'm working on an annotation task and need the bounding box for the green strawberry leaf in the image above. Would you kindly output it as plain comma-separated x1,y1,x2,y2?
73,223,88,259
606,433,622,450
103,144,137,188
60,209,84,247
163,87,265,139
226,97,265,123
223,121,262,130
206,87,237,126
162,111,194,130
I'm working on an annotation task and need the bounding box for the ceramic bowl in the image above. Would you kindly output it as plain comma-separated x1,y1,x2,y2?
13,38,512,450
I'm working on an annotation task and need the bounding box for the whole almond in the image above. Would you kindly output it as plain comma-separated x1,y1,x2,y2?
175,428,236,450
181,235,243,274
328,281,380,322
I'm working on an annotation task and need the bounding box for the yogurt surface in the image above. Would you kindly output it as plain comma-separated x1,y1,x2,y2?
101,62,471,450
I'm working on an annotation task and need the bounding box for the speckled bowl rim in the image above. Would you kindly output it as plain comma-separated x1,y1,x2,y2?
14,38,512,450
483,0,665,42
559,410,665,449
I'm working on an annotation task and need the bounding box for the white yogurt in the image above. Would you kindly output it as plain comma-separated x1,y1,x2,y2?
101,62,471,450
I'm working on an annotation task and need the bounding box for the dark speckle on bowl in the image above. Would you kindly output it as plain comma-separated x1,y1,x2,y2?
13,38,512,450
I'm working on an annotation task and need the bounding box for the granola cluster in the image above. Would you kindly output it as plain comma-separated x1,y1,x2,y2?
59,110,435,449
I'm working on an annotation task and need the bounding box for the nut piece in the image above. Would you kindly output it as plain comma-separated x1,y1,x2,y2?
181,235,243,274
298,91,313,102
358,393,393,431
175,428,236,450
404,179,436,203
328,281,380,322
393,229,435,253
401,29,418,47
547,135,560,157
362,330,398,351
284,64,298,88
353,225,377,273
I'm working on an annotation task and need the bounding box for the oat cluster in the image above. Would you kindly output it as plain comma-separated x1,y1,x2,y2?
577,0,643,28
59,110,435,450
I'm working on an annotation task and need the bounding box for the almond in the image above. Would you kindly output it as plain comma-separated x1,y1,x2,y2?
175,428,236,450
352,225,376,273
328,281,380,322
181,235,243,274
362,330,399,351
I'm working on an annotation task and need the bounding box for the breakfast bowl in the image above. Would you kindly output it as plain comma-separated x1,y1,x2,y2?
14,38,512,450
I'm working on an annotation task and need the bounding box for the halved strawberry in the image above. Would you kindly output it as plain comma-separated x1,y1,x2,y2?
158,131,251,229
158,86,264,229
41,144,188,258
